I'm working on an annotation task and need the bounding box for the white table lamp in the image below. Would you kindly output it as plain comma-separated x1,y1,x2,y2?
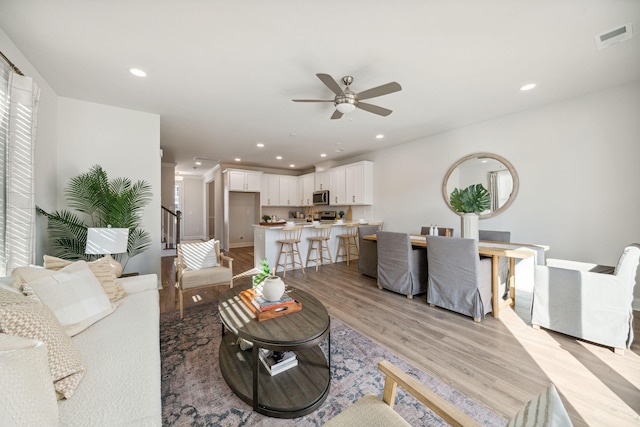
85,227,129,276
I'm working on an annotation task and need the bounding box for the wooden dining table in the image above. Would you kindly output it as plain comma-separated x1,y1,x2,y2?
362,234,546,318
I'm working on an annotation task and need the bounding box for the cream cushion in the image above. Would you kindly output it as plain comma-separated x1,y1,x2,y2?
506,384,572,427
23,261,116,337
322,394,411,427
180,266,232,290
43,255,126,302
180,239,219,270
0,333,59,426
0,288,85,399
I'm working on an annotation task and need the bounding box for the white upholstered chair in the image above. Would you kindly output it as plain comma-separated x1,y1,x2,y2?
176,240,233,319
426,236,494,321
531,243,640,354
376,231,428,299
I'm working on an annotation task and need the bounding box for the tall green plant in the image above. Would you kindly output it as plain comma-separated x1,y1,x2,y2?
449,183,490,214
37,165,152,262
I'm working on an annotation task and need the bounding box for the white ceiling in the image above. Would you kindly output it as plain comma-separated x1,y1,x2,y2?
1,1,639,176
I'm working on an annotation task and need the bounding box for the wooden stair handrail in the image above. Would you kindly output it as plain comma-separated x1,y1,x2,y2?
161,206,181,249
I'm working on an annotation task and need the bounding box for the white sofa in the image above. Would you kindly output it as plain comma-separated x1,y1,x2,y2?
1,272,162,426
60,273,162,425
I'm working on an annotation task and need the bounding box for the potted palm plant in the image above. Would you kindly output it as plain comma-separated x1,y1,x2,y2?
37,165,152,269
449,183,490,240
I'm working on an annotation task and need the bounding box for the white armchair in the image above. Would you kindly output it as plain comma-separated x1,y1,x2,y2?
176,240,233,319
531,243,640,354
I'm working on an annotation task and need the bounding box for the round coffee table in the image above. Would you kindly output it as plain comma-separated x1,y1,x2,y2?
218,284,331,418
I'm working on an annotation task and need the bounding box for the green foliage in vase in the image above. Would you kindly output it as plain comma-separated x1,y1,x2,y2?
253,258,272,287
449,183,490,214
262,215,271,222
37,165,152,262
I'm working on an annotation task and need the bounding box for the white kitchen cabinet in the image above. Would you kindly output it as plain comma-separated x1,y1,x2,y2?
329,166,346,205
299,173,315,206
315,171,330,191
279,175,298,206
227,169,262,192
345,161,373,204
262,174,280,206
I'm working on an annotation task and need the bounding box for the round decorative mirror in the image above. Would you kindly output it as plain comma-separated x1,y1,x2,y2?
442,152,519,219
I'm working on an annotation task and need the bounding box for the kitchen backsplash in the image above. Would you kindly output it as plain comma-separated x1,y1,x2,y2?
261,205,374,222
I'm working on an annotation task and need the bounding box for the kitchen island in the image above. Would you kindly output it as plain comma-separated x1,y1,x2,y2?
253,222,361,272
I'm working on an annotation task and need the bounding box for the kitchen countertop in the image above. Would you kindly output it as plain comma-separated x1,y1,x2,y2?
253,221,369,229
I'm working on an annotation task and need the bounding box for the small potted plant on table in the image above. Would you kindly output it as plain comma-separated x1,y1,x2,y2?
449,183,490,240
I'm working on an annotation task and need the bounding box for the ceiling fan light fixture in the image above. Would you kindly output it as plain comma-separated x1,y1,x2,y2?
335,92,357,114
336,103,356,114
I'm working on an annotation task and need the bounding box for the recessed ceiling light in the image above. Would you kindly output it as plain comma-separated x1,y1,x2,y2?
234,158,241,162
128,68,147,77
256,143,264,148
195,161,202,166
520,83,536,91
376,134,384,139
276,156,283,160
289,164,295,168
320,153,327,157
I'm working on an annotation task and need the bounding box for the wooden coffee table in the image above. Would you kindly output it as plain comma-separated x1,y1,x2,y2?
218,283,331,418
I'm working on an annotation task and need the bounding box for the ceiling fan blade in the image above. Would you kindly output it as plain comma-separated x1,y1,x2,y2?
330,110,343,120
356,82,402,101
292,99,335,102
356,102,393,117
316,73,344,96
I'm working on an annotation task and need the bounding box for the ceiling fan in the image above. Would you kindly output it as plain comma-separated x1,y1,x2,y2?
292,73,402,120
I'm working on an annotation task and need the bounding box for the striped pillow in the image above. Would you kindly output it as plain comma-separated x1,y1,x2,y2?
42,255,126,302
0,289,85,399
507,384,572,427
180,239,219,270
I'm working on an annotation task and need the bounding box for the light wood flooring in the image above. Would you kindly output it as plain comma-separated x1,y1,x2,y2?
160,248,640,426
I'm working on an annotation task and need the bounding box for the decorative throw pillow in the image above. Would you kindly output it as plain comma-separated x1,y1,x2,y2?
0,278,21,295
506,384,572,427
23,261,116,337
181,239,219,270
0,334,59,425
42,255,126,302
0,289,85,399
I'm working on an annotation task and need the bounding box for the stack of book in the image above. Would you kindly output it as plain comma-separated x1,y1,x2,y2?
259,348,298,375
252,293,296,313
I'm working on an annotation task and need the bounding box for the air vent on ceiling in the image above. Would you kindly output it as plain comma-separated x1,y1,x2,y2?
595,23,633,49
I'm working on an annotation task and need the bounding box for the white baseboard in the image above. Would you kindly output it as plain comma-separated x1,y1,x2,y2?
229,241,254,249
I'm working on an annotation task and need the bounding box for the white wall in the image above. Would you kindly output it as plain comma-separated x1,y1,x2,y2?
161,163,176,210
56,98,161,276
365,81,640,306
0,27,58,263
181,175,205,240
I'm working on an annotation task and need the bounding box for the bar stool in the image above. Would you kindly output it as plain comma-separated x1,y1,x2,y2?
305,224,333,271
335,223,360,265
275,225,305,277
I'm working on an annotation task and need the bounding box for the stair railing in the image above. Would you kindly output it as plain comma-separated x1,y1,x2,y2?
161,206,181,250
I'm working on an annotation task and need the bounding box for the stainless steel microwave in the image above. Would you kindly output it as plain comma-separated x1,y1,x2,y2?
313,190,330,205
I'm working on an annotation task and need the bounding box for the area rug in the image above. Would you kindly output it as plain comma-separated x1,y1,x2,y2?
161,303,506,426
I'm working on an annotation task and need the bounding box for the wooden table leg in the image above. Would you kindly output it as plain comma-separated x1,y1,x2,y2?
492,255,499,318
509,258,516,307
